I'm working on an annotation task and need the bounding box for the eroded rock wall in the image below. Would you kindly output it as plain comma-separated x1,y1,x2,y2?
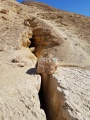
0,0,90,120
0,0,46,120
40,67,90,120
23,1,90,68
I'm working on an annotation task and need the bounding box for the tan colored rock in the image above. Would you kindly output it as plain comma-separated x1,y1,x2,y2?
41,67,90,120
23,2,90,68
30,47,35,53
17,63,25,67
0,0,90,120
0,1,46,120
54,67,90,120
37,57,58,74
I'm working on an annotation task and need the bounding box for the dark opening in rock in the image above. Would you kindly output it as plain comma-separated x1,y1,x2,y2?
29,36,35,48
38,78,47,119
38,81,44,109
29,36,36,54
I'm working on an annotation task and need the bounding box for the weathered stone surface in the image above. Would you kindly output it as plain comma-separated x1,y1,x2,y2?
0,0,90,120
0,1,46,120
41,67,90,120
37,57,58,74
54,67,90,120
23,2,90,68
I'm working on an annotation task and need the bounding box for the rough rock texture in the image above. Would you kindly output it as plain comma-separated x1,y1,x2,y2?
37,57,58,74
0,0,46,120
41,67,90,120
54,67,90,120
0,0,90,120
23,1,90,68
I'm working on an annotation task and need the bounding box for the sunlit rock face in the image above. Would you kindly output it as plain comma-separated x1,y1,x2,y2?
0,0,46,120
37,57,58,74
0,0,90,120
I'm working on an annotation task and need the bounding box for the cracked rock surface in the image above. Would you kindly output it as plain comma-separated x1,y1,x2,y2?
53,67,90,120
0,0,90,120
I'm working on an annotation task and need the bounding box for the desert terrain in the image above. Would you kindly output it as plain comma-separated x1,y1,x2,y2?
0,0,90,120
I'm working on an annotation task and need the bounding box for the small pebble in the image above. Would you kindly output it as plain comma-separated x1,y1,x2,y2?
17,63,25,67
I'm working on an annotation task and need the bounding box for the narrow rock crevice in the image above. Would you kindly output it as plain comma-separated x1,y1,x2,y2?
28,35,48,118
39,73,70,120
36,57,62,120
28,33,60,120
29,36,35,48
28,35,78,120
38,77,46,112
39,73,62,120
27,29,65,120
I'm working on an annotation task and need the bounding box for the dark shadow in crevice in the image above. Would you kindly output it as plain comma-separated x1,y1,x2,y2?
38,80,45,109
26,68,37,75
38,77,48,119
29,36,35,48
27,34,47,118
29,36,36,55
26,68,47,116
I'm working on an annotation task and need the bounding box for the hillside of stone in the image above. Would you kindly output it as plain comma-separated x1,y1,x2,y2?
23,1,90,67
0,0,90,120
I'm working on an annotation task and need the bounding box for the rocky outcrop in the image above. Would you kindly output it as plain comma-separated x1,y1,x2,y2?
23,1,90,68
38,66,90,120
0,0,46,120
53,67,90,120
37,57,58,74
36,57,90,120
0,0,90,120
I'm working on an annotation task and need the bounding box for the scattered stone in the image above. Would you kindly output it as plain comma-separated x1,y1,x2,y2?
30,47,35,53
12,57,21,63
0,9,8,14
17,63,25,67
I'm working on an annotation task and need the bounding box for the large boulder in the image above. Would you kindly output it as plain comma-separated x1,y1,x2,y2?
37,57,58,74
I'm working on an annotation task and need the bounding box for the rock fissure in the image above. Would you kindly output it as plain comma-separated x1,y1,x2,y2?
29,33,62,119
39,73,63,120
26,19,89,120
0,0,90,120
29,36,35,48
36,58,64,120
28,28,67,120
28,34,48,118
